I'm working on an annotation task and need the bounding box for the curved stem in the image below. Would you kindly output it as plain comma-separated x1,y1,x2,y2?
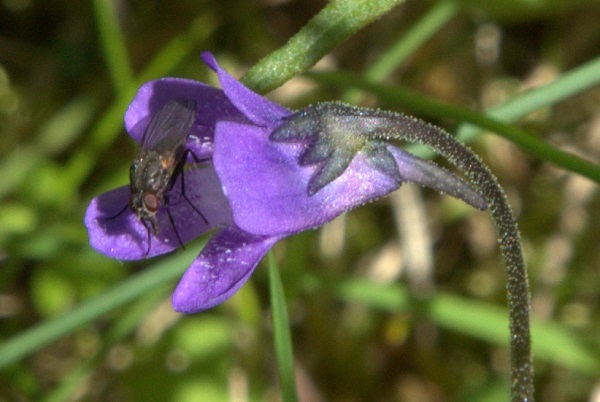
278,101,534,400
381,115,533,402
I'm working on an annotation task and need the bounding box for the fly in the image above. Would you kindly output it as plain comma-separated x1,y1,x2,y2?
126,98,208,254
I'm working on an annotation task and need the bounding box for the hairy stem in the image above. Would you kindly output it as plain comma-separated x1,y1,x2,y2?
378,114,533,402
278,101,534,400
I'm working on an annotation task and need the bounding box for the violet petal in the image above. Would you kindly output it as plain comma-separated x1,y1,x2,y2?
214,122,486,236
124,78,248,159
172,226,280,313
84,165,234,260
201,51,291,127
213,121,400,236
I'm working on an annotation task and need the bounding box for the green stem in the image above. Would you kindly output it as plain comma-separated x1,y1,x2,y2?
308,70,600,184
378,113,533,402
242,0,406,93
279,100,534,400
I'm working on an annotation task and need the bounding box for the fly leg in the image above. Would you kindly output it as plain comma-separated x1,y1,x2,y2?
163,192,186,251
142,219,153,256
170,149,209,226
103,204,128,221
160,149,209,251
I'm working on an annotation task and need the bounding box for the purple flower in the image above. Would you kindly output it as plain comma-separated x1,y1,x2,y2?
85,52,486,314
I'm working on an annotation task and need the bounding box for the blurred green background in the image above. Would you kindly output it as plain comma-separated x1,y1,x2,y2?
1,0,600,401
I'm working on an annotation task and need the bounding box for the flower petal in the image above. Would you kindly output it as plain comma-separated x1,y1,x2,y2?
201,51,290,127
214,122,401,236
214,122,486,236
387,146,487,210
124,78,248,158
172,226,280,313
84,165,234,260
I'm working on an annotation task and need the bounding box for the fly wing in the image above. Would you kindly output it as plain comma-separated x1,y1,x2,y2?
139,99,197,152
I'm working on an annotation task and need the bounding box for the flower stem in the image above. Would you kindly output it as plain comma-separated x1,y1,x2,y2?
242,0,406,93
394,114,533,402
273,97,533,399
376,113,533,401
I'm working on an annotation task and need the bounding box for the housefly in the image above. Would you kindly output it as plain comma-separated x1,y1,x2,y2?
127,98,208,254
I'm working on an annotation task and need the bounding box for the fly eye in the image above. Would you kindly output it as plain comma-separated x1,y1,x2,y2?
143,193,160,212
